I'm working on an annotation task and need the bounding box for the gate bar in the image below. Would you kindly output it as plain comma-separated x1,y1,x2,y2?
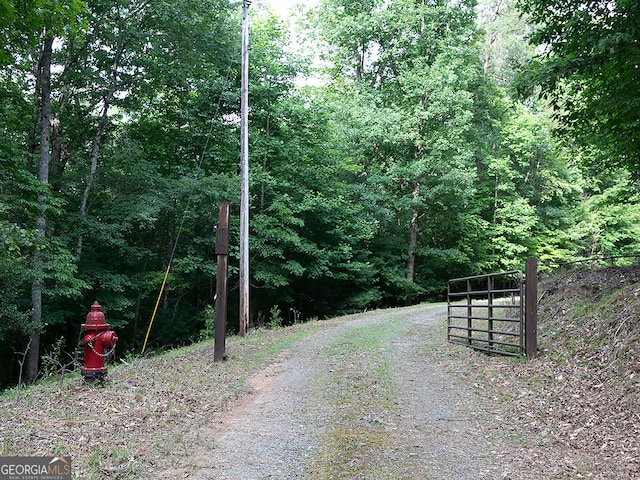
447,267,528,357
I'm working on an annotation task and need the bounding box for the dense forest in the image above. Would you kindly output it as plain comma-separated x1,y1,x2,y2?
0,0,638,389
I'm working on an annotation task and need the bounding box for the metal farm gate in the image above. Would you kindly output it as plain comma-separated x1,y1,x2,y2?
447,258,538,358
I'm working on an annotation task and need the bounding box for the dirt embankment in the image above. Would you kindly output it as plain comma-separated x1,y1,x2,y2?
477,265,640,479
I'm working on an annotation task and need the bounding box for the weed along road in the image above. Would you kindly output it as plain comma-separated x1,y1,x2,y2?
2,270,635,478
162,303,521,479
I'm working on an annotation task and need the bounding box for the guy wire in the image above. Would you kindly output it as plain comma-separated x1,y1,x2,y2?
142,57,236,354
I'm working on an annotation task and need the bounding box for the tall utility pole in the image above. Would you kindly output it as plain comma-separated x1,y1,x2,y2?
239,0,251,336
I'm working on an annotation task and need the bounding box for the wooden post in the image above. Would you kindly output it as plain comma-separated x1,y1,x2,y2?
214,202,230,362
525,257,538,358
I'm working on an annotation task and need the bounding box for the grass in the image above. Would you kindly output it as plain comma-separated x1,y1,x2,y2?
3,285,634,479
308,313,416,479
0,320,332,479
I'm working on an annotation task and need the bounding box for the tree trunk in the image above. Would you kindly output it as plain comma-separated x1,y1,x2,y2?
356,40,365,83
406,183,420,283
133,255,150,341
76,100,109,262
75,35,125,262
483,0,504,76
26,35,54,382
260,107,271,214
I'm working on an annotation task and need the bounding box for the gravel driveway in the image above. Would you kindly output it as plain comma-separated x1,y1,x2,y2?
164,304,519,479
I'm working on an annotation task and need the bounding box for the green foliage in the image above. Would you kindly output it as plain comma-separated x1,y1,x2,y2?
477,0,536,86
0,0,636,388
0,0,86,64
0,259,30,340
572,170,640,258
311,0,497,301
268,305,283,329
515,0,640,171
198,305,215,341
478,102,583,269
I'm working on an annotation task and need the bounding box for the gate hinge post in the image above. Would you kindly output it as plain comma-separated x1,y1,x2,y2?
525,257,538,358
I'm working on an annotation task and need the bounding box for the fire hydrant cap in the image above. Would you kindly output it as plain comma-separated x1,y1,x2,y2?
82,301,110,330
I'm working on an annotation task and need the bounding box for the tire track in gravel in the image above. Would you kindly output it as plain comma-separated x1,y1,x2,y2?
165,304,519,479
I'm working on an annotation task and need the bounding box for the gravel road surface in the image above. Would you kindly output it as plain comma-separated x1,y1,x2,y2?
166,304,519,479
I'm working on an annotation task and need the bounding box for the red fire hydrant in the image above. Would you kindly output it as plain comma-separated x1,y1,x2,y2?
81,301,118,381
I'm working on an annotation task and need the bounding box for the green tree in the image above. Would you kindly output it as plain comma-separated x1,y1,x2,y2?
313,0,493,301
66,0,241,347
246,10,380,318
477,0,535,86
484,103,582,269
0,0,88,382
0,75,40,386
0,0,241,382
516,0,640,171
572,169,640,259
